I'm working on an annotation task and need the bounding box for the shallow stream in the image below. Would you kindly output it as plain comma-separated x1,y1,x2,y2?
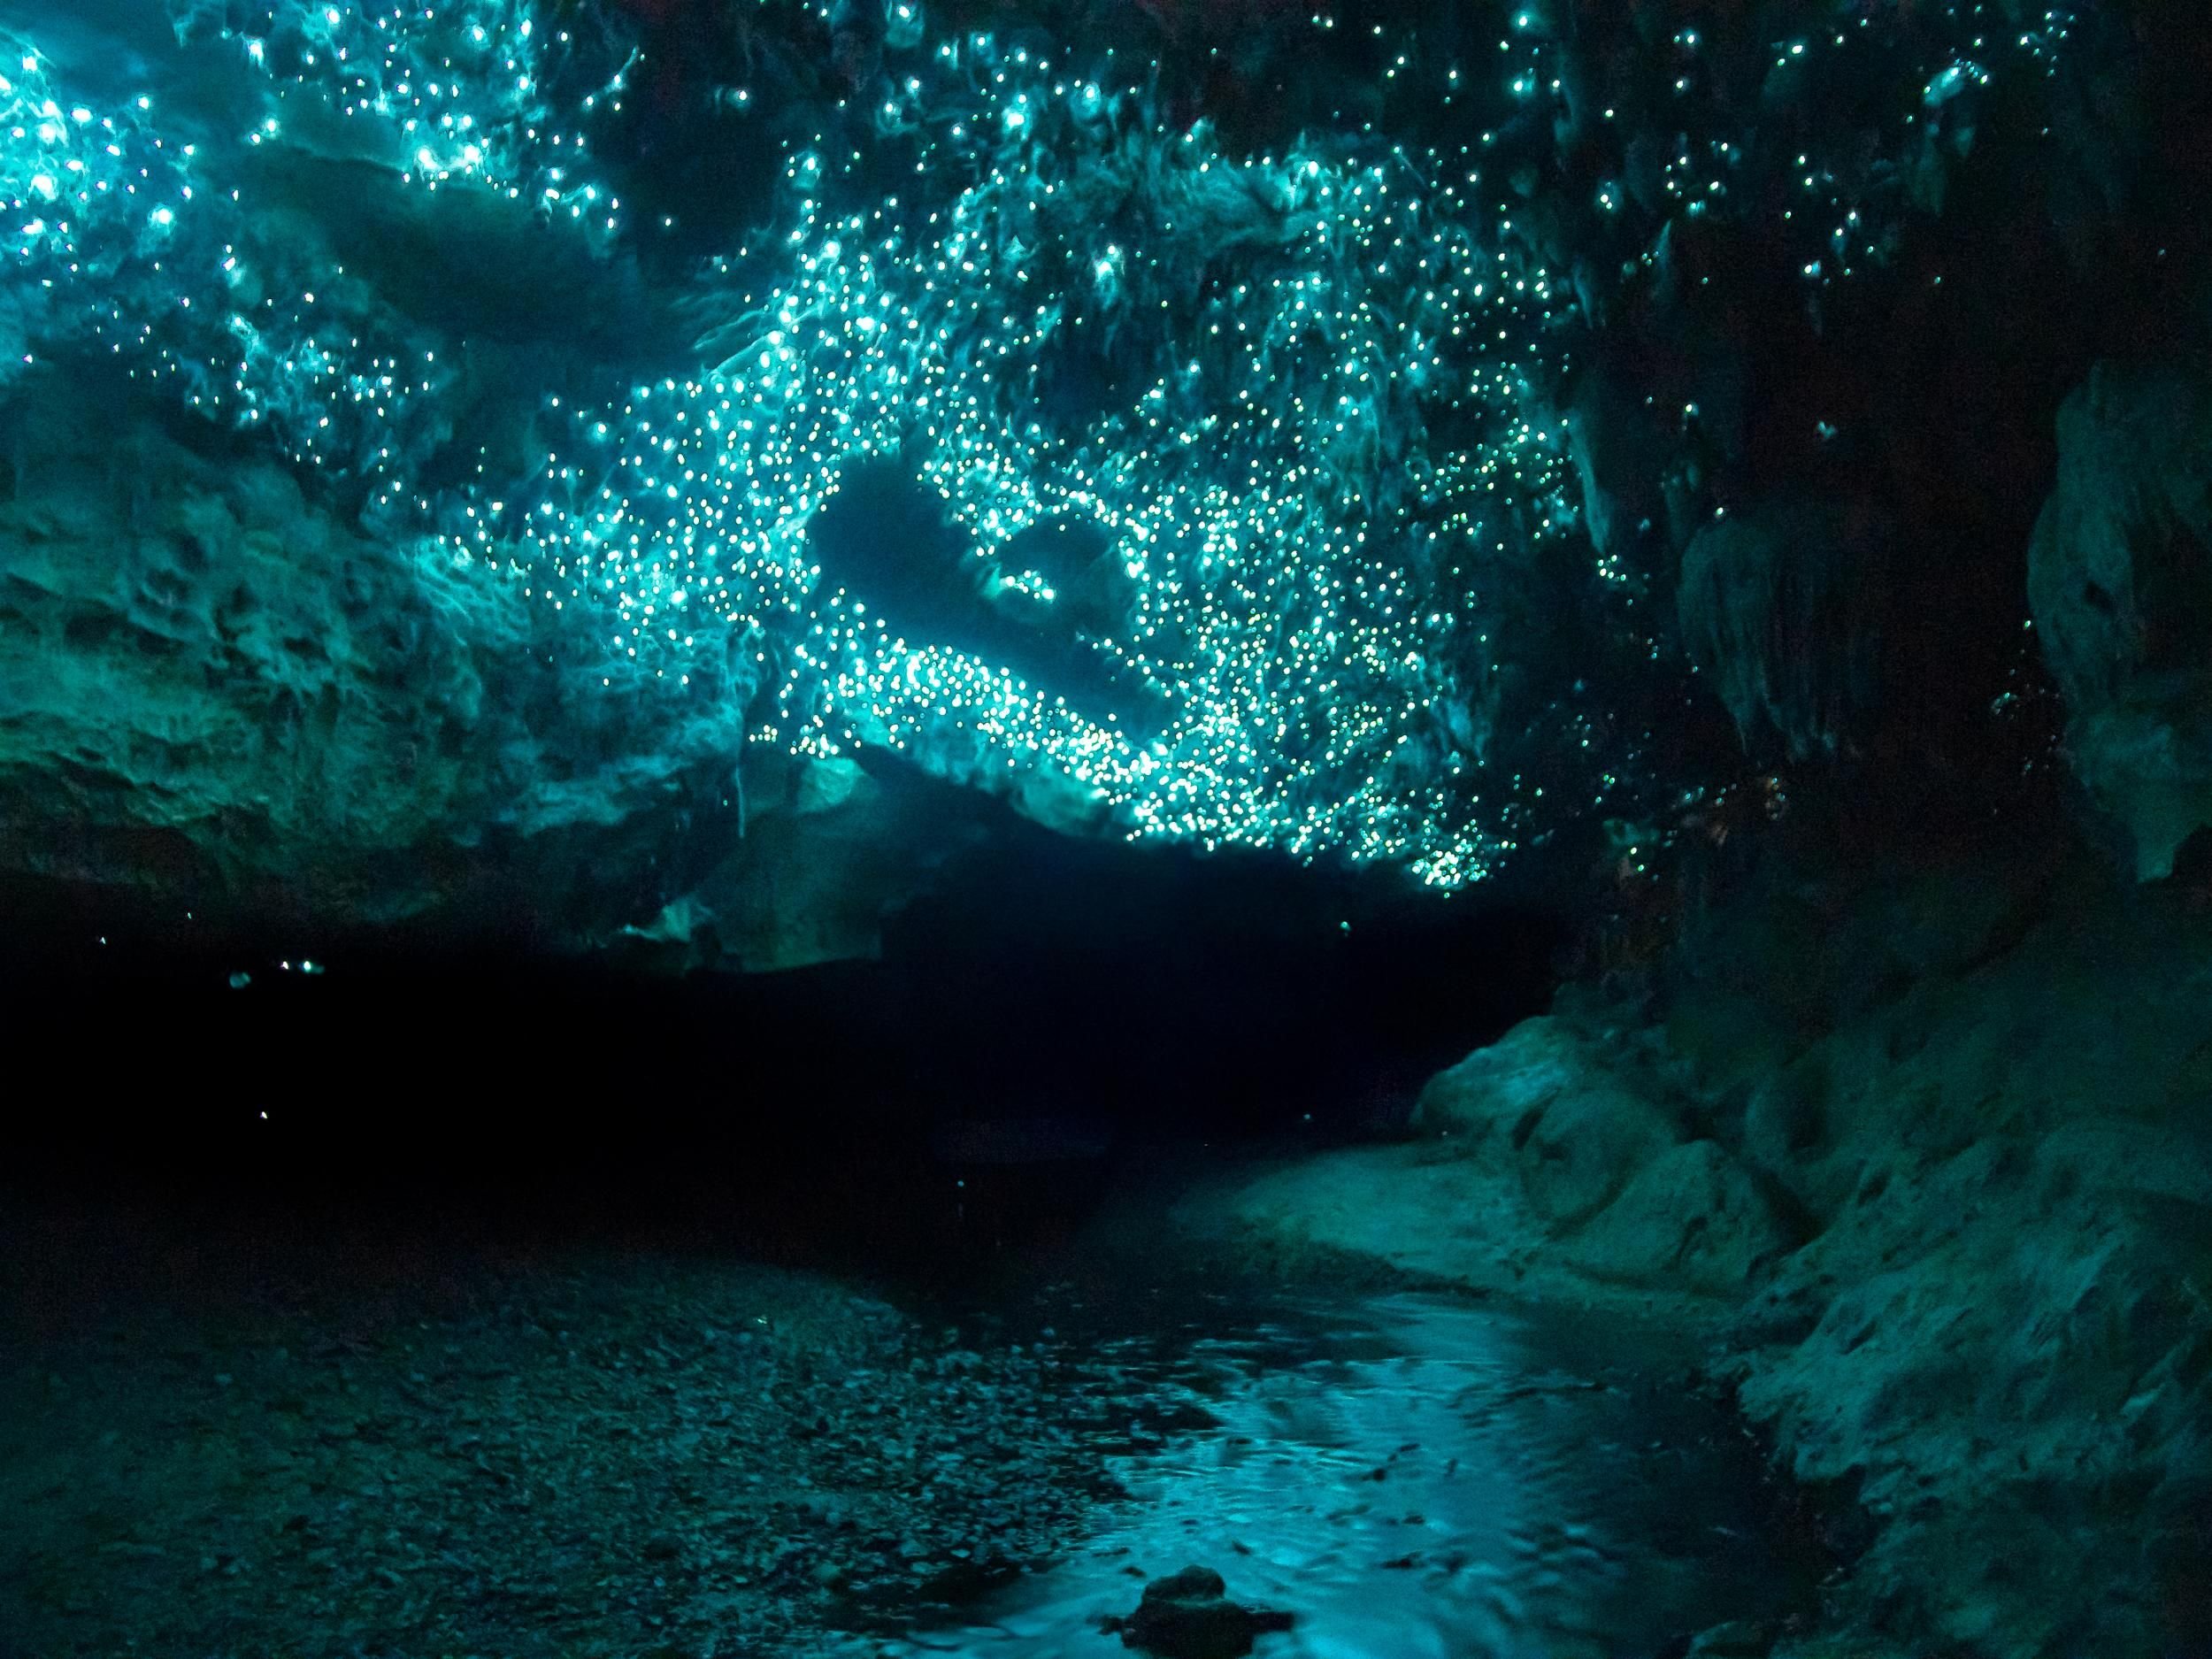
889,1271,1824,1659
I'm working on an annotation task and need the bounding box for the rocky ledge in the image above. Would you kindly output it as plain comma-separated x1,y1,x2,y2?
1201,840,2212,1658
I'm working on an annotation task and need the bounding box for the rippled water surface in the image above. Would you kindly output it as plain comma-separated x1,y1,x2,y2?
892,1281,1819,1659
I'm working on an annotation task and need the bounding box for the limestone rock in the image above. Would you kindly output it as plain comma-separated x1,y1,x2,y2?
1676,497,1889,760
660,752,995,973
2027,360,2212,877
0,402,988,965
1417,1017,1681,1229
1214,849,2212,1656
1412,1015,1587,1137
1743,1056,1830,1195
1516,1068,1681,1231
1571,1140,1789,1295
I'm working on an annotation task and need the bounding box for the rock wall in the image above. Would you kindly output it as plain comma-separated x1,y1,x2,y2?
0,390,983,964
1676,498,1889,761
1212,842,2212,1657
2029,360,2212,879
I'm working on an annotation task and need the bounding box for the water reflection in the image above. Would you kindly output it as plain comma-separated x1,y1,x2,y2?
887,1291,1815,1659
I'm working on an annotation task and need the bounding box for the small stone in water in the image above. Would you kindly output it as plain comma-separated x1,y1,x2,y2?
1100,1564,1294,1659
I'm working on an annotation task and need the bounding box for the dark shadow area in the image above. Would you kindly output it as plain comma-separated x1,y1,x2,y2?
0,837,1563,1278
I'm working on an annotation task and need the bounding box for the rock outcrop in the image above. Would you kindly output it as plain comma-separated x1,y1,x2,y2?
0,393,986,965
2029,360,2212,878
1676,499,1891,761
1212,845,2212,1657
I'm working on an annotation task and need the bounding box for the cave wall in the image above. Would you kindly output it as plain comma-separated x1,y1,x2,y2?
1220,826,2212,1657
2028,360,2212,878
0,388,980,961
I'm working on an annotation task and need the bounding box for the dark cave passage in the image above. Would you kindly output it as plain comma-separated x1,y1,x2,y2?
4,835,1564,1265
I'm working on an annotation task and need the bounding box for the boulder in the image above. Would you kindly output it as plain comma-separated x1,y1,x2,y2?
1412,1015,1586,1136
1570,1139,1790,1294
1517,1067,1682,1230
1417,1018,1682,1230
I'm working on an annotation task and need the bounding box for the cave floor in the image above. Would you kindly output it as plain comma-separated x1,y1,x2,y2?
0,1194,1825,1659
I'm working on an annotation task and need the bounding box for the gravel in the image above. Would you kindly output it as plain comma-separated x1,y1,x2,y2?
0,1233,1180,1658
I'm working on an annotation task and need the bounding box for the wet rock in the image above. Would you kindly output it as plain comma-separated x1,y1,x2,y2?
0,1246,1180,1659
1217,842,2212,1655
1100,1565,1294,1659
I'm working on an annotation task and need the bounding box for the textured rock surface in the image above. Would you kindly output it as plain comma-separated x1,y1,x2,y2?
1676,499,1890,761
2029,360,2212,877
0,395,981,964
1569,1139,1787,1298
1417,1018,1684,1231
1210,847,2212,1658
1228,1017,1786,1321
1701,860,2212,1656
0,409,534,905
